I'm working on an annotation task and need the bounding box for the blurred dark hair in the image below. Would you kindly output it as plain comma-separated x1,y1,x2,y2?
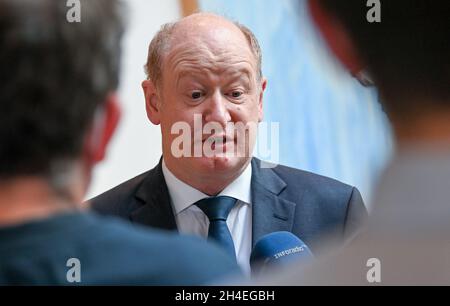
0,0,125,178
318,0,450,114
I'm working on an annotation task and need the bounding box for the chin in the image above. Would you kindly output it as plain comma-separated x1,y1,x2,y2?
192,155,248,175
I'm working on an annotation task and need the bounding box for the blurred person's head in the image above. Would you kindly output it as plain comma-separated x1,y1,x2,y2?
0,0,125,211
142,13,267,195
309,0,450,146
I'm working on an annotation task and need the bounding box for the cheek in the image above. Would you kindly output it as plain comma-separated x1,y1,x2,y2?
160,97,191,122
160,107,198,136
231,100,261,123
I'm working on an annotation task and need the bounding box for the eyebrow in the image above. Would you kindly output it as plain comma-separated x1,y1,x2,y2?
231,67,253,79
224,66,253,81
175,70,207,89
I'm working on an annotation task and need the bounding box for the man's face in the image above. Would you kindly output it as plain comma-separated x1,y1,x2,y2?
151,24,266,183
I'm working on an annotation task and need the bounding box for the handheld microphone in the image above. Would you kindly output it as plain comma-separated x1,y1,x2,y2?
250,231,314,276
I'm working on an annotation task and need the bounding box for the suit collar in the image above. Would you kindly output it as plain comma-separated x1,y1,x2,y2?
162,159,253,215
251,158,299,247
129,157,300,242
131,158,178,231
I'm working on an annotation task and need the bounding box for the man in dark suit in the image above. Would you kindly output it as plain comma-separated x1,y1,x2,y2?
91,12,367,275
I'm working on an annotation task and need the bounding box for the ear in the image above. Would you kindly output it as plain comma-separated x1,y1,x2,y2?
258,78,267,122
308,0,364,75
85,93,121,164
142,79,162,125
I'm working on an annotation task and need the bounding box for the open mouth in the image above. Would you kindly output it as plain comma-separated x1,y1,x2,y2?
200,135,235,152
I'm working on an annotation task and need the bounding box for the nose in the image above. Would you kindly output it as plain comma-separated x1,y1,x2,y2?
204,90,231,128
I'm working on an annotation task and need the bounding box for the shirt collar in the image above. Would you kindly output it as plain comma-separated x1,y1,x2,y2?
162,159,252,215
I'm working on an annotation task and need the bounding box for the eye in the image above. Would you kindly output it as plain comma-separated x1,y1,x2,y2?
191,91,203,100
230,91,243,98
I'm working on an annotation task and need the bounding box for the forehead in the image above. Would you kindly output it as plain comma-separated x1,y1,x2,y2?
162,24,257,80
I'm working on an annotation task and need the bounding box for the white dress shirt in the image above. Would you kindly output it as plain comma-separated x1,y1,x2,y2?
162,160,253,275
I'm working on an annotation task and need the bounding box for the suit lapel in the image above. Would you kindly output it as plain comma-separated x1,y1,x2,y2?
128,157,299,240
130,158,178,231
251,158,298,247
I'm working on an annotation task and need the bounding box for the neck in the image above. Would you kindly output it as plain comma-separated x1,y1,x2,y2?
164,158,251,196
0,177,81,227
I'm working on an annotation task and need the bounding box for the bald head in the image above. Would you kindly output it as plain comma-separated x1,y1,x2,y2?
171,13,247,43
145,13,262,88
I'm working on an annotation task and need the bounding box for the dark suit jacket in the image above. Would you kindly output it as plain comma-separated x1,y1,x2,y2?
90,158,367,253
